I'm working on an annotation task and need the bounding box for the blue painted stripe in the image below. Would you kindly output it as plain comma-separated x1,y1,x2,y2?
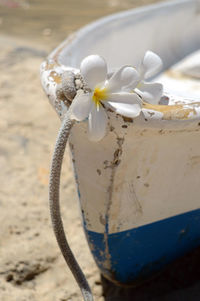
86,209,200,284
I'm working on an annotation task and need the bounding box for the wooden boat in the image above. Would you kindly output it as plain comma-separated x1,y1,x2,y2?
41,0,200,286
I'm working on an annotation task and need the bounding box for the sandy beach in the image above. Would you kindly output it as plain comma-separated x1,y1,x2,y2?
1,0,200,300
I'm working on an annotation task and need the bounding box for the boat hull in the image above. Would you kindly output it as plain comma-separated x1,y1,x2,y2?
68,119,200,284
40,0,200,286
86,209,200,284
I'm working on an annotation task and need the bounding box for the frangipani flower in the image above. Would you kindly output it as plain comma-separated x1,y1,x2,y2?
70,55,142,141
128,51,163,104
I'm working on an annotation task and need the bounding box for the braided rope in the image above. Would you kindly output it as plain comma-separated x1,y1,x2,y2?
49,112,94,301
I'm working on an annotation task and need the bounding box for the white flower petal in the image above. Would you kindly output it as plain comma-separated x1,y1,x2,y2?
108,92,142,104
136,81,163,104
106,66,139,92
70,91,92,121
123,79,140,91
80,55,107,90
141,51,163,79
88,103,108,141
109,101,142,118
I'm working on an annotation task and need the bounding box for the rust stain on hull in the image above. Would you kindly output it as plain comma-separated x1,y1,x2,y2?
44,62,55,71
143,102,197,120
49,71,62,84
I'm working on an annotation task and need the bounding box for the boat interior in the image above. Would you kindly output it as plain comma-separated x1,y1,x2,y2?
56,0,200,104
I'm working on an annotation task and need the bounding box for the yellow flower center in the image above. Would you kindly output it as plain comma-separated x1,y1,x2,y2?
92,87,108,108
